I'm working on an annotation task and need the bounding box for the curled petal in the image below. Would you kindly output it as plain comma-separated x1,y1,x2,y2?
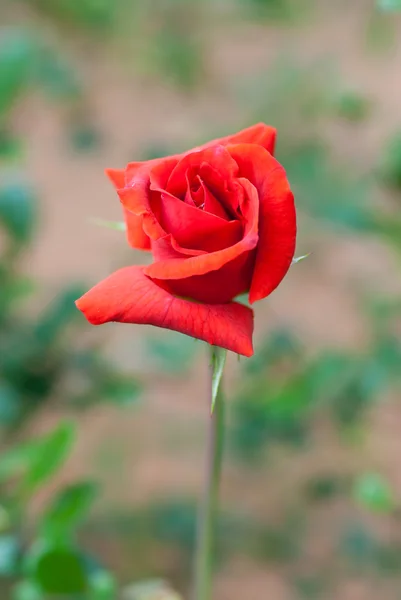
165,146,239,198
166,249,256,304
123,210,151,250
105,169,151,250
228,144,296,303
76,266,254,356
202,182,230,219
145,233,258,280
105,168,125,189
118,185,165,241
199,123,277,155
152,192,242,253
145,178,259,280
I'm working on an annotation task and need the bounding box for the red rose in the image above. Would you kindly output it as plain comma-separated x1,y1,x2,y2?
76,124,296,357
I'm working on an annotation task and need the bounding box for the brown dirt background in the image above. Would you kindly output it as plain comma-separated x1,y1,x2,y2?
3,0,401,598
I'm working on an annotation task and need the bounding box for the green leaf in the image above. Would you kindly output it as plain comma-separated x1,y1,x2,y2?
28,543,88,594
0,439,44,483
23,422,75,493
353,473,395,513
287,144,373,232
0,535,20,576
211,347,227,414
32,0,115,30
0,423,75,488
0,180,37,244
70,123,101,152
335,91,370,122
146,331,198,374
0,382,21,425
123,580,183,600
150,27,203,89
377,0,401,11
34,48,81,100
90,218,126,231
0,31,35,118
0,505,11,531
89,570,117,600
0,130,23,162
378,131,401,189
291,253,310,265
12,581,42,600
340,523,379,565
42,481,98,541
34,285,85,345
100,374,142,407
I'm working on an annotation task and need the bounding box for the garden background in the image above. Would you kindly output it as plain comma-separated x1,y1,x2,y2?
1,1,401,598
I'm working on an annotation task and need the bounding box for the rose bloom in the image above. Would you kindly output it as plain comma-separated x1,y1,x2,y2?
76,124,296,357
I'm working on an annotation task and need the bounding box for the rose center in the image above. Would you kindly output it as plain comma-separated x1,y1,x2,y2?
183,168,233,221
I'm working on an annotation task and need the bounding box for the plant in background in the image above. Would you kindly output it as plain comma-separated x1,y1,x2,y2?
0,185,141,429
231,309,401,460
3,2,401,598
239,0,313,22
378,130,401,190
377,0,401,11
0,421,116,599
0,26,140,431
76,123,297,599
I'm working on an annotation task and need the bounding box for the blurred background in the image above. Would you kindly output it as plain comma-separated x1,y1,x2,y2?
1,0,401,598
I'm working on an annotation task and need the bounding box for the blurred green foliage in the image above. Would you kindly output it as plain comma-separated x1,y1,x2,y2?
0,217,142,427
0,423,116,599
0,27,141,426
27,0,116,30
2,1,401,598
377,0,401,11
240,0,313,22
335,90,371,122
354,473,396,514
231,314,401,458
379,131,401,189
0,30,141,599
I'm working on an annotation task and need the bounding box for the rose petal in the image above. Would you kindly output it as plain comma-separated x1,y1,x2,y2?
228,144,296,303
151,192,243,253
124,211,152,250
125,156,178,186
198,162,244,218
199,123,277,155
112,123,276,188
145,178,259,280
165,146,239,198
166,248,256,304
202,181,230,219
105,168,125,189
118,159,179,242
118,183,165,241
184,170,229,219
105,169,151,250
76,266,254,356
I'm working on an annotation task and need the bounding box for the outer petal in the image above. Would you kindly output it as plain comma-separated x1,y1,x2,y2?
105,168,125,189
166,249,256,304
228,144,296,303
124,211,151,250
76,266,254,356
114,124,276,187
105,169,151,251
198,123,277,156
118,160,178,241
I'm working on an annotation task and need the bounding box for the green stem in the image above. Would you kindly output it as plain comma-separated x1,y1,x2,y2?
193,346,226,600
